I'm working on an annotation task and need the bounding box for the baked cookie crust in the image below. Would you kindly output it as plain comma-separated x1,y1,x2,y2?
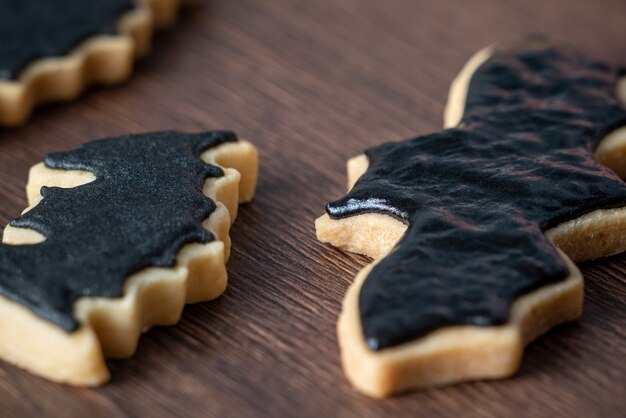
0,0,198,127
0,136,257,386
316,45,626,397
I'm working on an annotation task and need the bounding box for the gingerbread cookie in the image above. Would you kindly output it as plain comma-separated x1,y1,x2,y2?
0,130,258,385
316,43,626,397
0,0,197,127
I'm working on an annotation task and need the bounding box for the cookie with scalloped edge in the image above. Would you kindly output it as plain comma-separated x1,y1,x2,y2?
0,0,197,127
0,130,258,385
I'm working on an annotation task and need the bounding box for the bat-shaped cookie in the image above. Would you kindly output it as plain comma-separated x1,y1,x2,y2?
0,0,197,127
316,43,626,397
0,131,257,385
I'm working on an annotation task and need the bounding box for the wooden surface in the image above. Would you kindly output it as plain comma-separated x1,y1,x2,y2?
0,0,625,416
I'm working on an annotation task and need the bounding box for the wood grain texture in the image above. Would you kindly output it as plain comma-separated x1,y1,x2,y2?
0,0,624,416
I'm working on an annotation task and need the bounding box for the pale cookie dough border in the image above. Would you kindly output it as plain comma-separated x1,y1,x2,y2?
0,139,258,386
0,0,198,127
316,46,626,397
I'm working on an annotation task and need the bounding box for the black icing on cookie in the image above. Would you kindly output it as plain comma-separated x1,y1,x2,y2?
0,0,134,80
327,47,626,351
0,131,236,331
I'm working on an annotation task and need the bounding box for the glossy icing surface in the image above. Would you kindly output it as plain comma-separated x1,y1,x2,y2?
0,131,236,331
327,48,626,351
0,0,134,80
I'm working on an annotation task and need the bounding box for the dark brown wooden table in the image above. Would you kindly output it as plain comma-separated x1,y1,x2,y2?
0,0,624,416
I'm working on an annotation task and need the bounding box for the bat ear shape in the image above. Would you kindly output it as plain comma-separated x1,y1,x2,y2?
3,164,100,246
26,162,96,206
